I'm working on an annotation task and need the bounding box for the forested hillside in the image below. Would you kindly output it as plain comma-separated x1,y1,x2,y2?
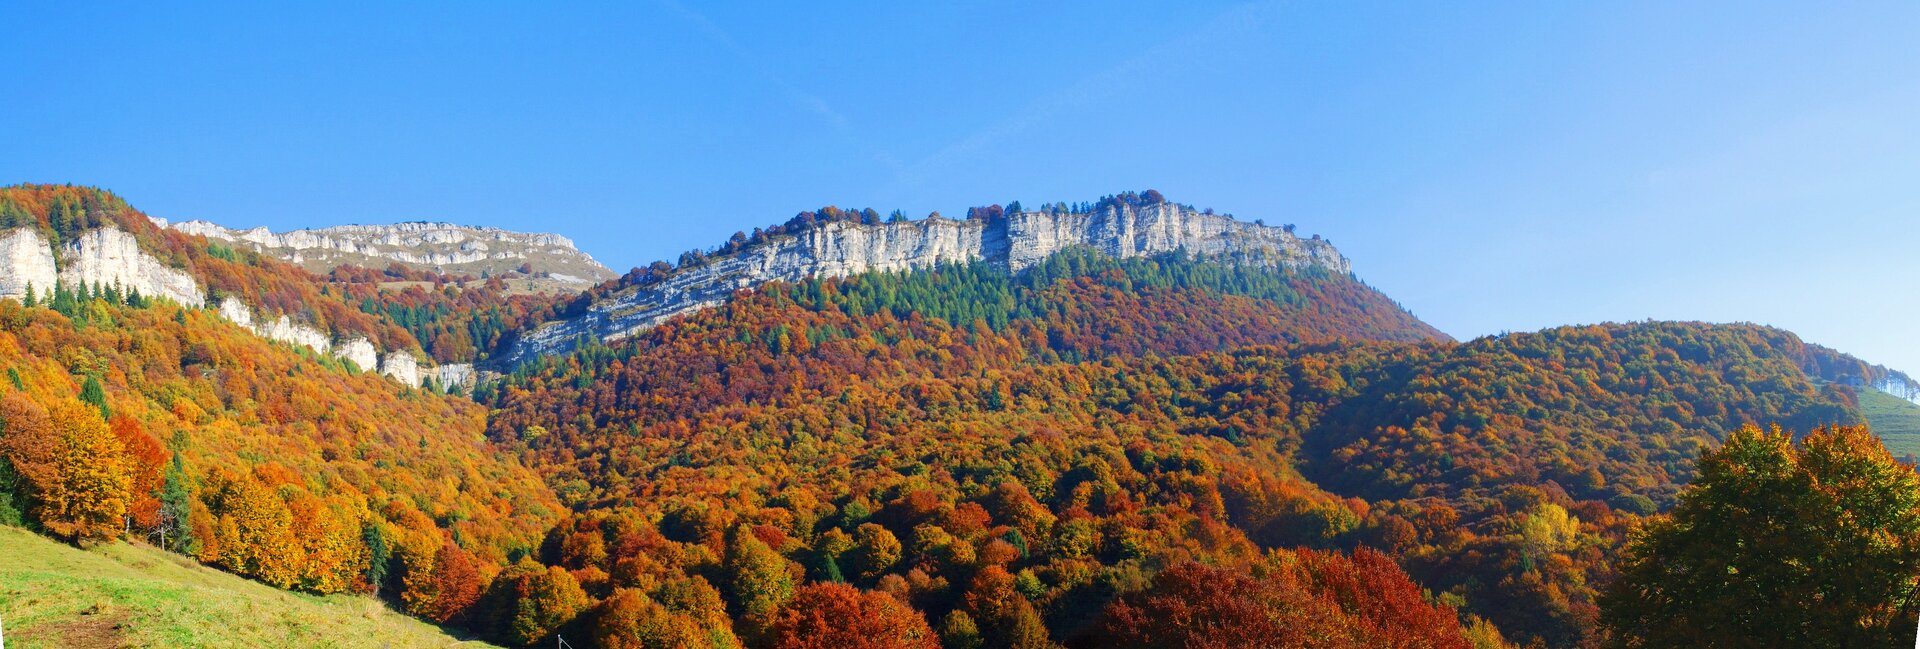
0,295,560,615
1,186,1912,648
0,184,422,353
478,253,1870,647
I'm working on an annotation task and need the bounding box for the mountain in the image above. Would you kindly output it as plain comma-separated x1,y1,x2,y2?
480,247,1881,646
163,219,616,292
5,183,1918,648
494,192,1415,368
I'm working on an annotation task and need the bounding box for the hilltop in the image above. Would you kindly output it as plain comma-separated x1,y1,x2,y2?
497,191,1410,367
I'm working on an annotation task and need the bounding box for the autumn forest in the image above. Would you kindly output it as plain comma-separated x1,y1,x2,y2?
2,184,1917,648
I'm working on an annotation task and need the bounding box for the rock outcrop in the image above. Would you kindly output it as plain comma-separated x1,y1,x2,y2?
0,227,203,306
167,220,615,288
335,338,379,372
214,296,426,386
430,363,476,391
379,351,421,388
495,201,1351,367
0,223,441,388
0,229,57,300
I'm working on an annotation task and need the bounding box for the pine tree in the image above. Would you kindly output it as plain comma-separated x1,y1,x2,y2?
363,521,392,593
80,375,110,420
157,452,194,552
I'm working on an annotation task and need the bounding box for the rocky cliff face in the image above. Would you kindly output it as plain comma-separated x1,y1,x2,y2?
0,227,203,306
164,219,615,288
215,296,423,382
495,202,1351,367
0,229,57,300
0,223,445,388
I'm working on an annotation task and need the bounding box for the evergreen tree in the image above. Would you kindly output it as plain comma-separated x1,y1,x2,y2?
156,452,195,552
50,279,75,316
80,375,110,420
363,521,392,594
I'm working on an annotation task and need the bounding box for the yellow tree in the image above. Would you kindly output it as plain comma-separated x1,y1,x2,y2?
40,398,130,545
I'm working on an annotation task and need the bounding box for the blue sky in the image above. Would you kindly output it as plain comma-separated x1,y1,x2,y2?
4,2,1918,373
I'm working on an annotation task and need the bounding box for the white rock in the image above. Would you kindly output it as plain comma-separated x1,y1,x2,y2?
432,363,475,391
217,296,254,327
168,219,613,284
380,351,421,388
495,203,1351,367
334,337,379,372
58,228,206,307
0,229,58,301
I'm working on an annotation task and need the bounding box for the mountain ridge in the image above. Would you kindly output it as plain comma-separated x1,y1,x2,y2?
495,192,1375,368
162,217,616,290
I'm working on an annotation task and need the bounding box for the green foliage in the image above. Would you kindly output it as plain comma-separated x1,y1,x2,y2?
0,456,24,527
363,521,392,591
80,374,111,420
1601,425,1920,647
724,528,795,620
1856,386,1920,458
157,453,195,553
785,247,1378,337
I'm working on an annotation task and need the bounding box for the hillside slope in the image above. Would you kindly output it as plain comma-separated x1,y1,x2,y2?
1857,386,1920,458
0,295,559,621
0,526,499,648
482,255,1866,648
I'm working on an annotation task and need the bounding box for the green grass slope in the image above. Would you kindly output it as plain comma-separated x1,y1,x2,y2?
0,527,499,649
1858,386,1920,459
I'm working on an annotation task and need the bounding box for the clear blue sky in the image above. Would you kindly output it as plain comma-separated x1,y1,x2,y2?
5,2,1917,373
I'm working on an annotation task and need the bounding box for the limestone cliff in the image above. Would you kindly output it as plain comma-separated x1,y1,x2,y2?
495,201,1352,367
0,223,441,388
165,219,615,289
0,227,203,306
216,296,416,382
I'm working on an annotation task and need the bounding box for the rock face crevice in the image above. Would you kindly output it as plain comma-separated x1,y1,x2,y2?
496,202,1350,367
165,219,614,287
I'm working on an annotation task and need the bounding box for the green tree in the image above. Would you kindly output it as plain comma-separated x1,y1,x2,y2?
725,527,796,620
1601,425,1920,647
79,375,110,420
362,521,391,593
0,455,24,526
156,452,195,553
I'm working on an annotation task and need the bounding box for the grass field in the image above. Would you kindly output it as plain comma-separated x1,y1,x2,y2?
1858,386,1920,459
0,526,499,649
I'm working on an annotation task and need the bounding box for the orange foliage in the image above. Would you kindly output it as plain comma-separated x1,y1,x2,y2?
765,583,939,649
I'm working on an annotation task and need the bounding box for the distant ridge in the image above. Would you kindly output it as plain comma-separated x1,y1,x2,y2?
164,218,616,290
